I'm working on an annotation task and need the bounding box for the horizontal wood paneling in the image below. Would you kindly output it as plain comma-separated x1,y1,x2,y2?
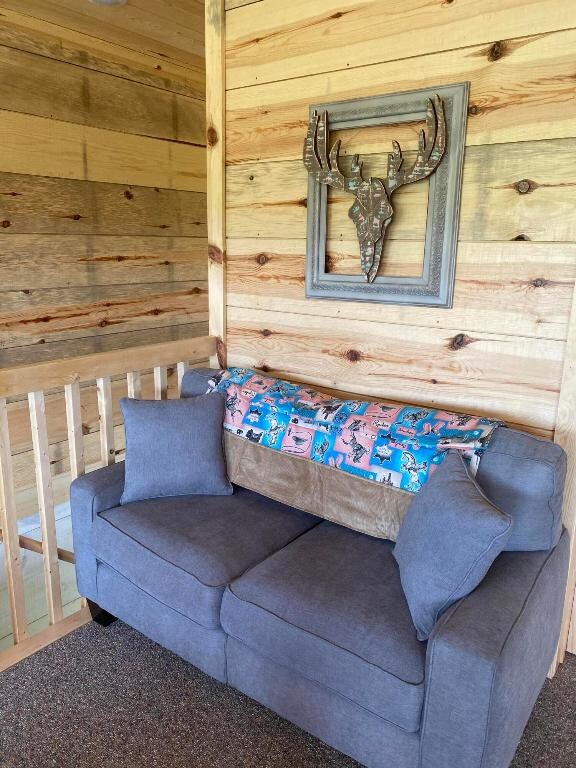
0,7,204,98
227,305,563,430
0,323,208,371
225,0,573,88
0,173,207,237
227,139,576,242
0,12,208,377
0,110,206,192
0,44,205,144
226,28,576,163
0,236,207,290
0,282,208,348
226,240,576,340
0,0,205,71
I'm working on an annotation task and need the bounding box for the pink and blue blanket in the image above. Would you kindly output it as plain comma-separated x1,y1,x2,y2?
207,368,502,493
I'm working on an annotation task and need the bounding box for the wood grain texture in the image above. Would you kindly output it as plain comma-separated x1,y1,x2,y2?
0,282,208,349
0,323,209,370
0,398,27,642
0,335,216,399
0,173,207,237
225,0,574,89
0,43,205,144
226,0,263,9
226,306,563,431
0,0,205,69
226,139,576,242
226,28,576,163
0,110,206,192
226,239,576,341
64,381,84,481
552,282,576,666
0,6,205,99
28,390,63,625
0,236,207,291
206,0,227,367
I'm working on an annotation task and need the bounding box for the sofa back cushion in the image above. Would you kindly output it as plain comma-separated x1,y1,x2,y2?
181,369,566,550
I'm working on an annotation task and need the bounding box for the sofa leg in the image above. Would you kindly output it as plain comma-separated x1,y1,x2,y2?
87,599,117,627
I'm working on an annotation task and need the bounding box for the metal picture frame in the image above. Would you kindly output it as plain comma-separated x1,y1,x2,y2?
304,82,469,307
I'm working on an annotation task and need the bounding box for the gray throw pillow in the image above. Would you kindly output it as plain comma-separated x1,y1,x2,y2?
393,451,512,641
120,395,232,504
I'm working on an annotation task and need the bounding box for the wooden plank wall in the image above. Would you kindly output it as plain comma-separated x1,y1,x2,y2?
220,0,576,653
0,3,207,513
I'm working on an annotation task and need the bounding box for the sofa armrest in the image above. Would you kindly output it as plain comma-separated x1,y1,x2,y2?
70,462,125,600
420,529,569,768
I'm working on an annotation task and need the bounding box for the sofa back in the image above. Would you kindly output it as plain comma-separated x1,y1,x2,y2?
181,368,565,551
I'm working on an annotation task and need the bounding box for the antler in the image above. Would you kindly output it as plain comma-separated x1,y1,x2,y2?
386,95,446,195
303,110,362,194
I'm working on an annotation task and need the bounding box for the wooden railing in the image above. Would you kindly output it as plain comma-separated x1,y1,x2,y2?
0,335,215,671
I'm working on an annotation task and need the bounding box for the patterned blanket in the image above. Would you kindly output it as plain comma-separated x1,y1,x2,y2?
207,368,502,494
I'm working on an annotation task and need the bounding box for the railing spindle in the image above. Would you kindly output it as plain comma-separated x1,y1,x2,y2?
96,377,115,466
126,371,142,399
0,398,28,643
177,362,188,396
64,382,85,481
28,391,63,625
154,366,168,400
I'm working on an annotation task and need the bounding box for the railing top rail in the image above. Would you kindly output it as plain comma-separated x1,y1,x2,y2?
0,336,216,399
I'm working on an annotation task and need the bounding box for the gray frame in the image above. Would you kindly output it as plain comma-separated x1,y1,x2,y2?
305,82,469,307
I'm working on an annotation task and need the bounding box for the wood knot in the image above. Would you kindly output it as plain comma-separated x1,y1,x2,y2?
468,104,480,116
514,179,534,195
513,234,530,241
488,41,507,61
331,10,344,18
191,286,201,294
530,277,548,289
260,364,271,373
256,253,269,265
345,349,361,362
72,213,82,221
261,328,272,337
207,126,218,146
430,378,438,384
155,64,162,71
448,333,475,351
124,190,134,200
249,175,254,181
298,197,308,208
99,320,107,327
208,244,224,264
1,219,10,227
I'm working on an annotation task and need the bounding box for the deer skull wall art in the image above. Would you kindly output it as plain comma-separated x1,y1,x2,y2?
303,94,446,284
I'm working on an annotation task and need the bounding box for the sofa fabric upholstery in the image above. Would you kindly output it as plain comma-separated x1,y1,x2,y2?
97,562,228,682
221,521,426,732
420,529,570,768
478,427,566,551
120,395,232,504
90,486,320,629
227,638,420,768
394,451,513,640
71,461,126,601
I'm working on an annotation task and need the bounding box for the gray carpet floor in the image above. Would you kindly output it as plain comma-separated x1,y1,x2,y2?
0,621,574,768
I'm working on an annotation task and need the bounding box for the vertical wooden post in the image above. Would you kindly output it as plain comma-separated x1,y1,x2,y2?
64,382,85,481
0,398,28,643
177,362,188,396
28,391,63,625
206,0,226,370
126,371,142,399
96,377,114,466
551,285,576,671
154,366,168,400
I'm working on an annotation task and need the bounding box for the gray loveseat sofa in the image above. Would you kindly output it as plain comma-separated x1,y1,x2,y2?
71,369,570,768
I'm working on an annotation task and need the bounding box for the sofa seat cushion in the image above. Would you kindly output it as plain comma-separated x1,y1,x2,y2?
221,521,426,732
90,486,319,630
